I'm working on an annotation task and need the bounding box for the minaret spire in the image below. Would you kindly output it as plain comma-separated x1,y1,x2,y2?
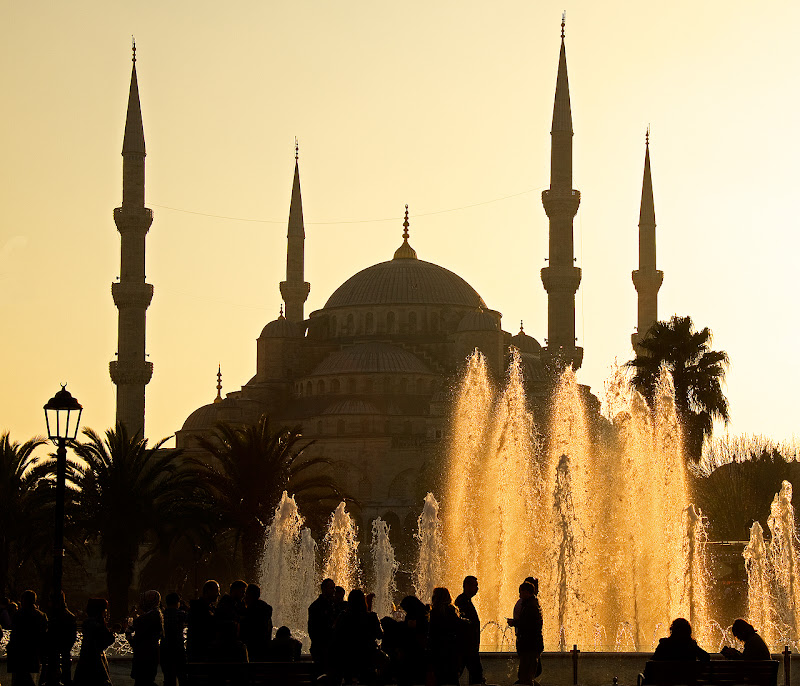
541,17,583,371
632,129,663,353
280,141,310,324
110,45,154,436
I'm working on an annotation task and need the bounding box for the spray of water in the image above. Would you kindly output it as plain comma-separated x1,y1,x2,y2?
322,502,361,592
371,517,398,618
415,493,443,604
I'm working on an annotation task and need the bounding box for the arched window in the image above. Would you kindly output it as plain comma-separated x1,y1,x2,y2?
430,312,439,333
306,381,312,395
297,384,302,396
348,378,356,394
408,311,417,333
366,312,374,333
416,378,425,394
387,311,396,333
399,378,408,394
364,378,373,393
318,379,326,394
403,420,412,434
332,379,341,393
330,315,337,336
347,313,354,335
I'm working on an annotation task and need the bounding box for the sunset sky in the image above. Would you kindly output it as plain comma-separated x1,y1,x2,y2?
3,1,798,447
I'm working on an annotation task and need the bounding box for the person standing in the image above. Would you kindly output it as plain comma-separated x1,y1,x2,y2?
455,576,485,685
508,581,543,686
73,598,115,686
6,590,47,686
240,584,272,661
307,578,337,678
429,587,467,686
125,591,164,686
42,591,78,685
160,593,188,686
186,580,219,662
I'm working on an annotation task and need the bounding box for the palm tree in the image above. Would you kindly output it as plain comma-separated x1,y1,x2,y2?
627,314,730,461
194,415,341,581
0,433,49,595
71,423,201,619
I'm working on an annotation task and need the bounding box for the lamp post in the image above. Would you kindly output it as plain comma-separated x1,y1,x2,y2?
43,384,82,686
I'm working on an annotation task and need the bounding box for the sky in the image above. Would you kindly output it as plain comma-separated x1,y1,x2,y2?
2,1,799,447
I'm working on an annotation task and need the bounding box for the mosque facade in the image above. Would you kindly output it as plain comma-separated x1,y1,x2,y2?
111,26,661,546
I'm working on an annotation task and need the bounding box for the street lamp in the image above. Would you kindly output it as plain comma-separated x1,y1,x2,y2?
43,384,82,686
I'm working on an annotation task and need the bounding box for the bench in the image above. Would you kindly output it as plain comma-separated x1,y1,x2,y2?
186,660,315,686
638,659,780,686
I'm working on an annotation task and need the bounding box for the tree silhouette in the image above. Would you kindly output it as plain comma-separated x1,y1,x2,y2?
71,423,200,619
627,315,729,461
194,415,341,581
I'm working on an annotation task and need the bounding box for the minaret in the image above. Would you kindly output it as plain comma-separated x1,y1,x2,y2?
631,129,663,353
279,141,310,324
109,41,153,437
541,15,583,371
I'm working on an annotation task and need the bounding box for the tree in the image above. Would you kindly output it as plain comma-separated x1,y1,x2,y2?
0,433,49,595
194,415,341,581
627,315,730,461
71,423,200,619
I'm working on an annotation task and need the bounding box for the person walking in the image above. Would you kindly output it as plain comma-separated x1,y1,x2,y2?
125,591,163,686
331,588,383,685
7,590,47,686
160,593,188,686
455,576,485,685
508,581,543,686
73,598,115,686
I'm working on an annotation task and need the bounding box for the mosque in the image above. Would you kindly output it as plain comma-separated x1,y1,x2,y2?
109,25,662,547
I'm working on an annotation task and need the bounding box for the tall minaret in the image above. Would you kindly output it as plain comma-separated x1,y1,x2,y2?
541,15,583,371
279,141,310,324
109,41,153,437
631,129,663,353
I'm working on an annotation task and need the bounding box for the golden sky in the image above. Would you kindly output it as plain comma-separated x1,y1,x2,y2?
2,1,798,445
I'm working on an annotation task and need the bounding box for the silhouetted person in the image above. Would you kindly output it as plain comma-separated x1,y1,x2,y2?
216,580,246,628
307,578,337,677
187,580,220,662
333,585,347,617
73,598,115,686
396,595,429,686
508,581,543,685
213,619,248,663
721,619,771,660
7,590,47,686
267,626,302,661
455,575,484,685
332,588,383,685
240,583,272,661
160,592,188,686
0,596,15,630
42,591,78,686
429,587,467,686
653,618,710,661
126,590,163,686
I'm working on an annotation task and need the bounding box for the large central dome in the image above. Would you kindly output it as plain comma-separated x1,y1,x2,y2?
324,258,486,309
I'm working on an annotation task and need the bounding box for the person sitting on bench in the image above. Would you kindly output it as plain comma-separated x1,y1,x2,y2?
653,618,710,661
721,619,771,660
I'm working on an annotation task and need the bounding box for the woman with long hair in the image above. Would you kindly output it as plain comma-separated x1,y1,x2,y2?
74,598,116,686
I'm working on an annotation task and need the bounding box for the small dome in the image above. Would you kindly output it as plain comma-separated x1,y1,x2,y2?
511,326,542,354
259,313,299,339
310,342,432,376
323,399,382,415
180,397,265,432
457,309,500,332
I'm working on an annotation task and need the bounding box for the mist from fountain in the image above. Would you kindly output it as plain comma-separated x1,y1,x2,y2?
371,517,398,618
767,480,800,645
745,520,774,646
322,501,361,593
414,493,443,604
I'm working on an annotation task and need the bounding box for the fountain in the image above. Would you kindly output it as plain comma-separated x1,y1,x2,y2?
414,493,444,605
322,501,361,593
371,517,398,618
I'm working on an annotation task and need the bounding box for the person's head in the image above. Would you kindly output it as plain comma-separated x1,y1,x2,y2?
202,580,221,603
731,618,757,641
669,618,693,640
320,578,336,598
431,587,452,608
347,588,367,613
276,625,291,640
86,598,109,619
463,575,479,597
20,590,37,610
245,584,261,603
400,595,428,618
230,580,247,601
165,593,180,608
519,581,535,600
524,577,539,595
140,590,160,613
365,592,375,612
334,586,346,603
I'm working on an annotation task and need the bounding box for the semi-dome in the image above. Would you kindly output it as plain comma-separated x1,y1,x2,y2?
324,259,486,309
323,399,382,415
457,309,500,332
511,323,542,354
309,342,432,376
180,397,264,432
259,311,299,339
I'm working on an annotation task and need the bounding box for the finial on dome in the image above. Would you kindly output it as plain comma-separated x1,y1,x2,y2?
279,304,284,318
646,125,650,147
214,365,223,403
132,36,136,63
520,320,525,333
394,204,418,259
295,137,299,161
561,11,566,39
